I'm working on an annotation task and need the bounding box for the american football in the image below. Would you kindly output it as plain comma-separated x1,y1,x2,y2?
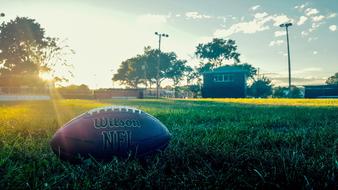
50,106,171,161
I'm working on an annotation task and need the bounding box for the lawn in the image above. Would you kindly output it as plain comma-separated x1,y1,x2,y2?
0,99,337,189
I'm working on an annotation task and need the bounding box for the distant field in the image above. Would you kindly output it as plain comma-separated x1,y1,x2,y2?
0,99,337,189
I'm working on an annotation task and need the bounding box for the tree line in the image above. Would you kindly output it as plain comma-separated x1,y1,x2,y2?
0,16,337,98
112,38,276,98
112,38,259,97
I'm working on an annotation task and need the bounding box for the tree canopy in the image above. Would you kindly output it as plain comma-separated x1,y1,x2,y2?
326,72,338,85
249,76,273,98
113,47,189,89
165,59,191,87
192,38,256,87
112,55,145,88
195,38,240,67
273,86,303,98
0,17,73,87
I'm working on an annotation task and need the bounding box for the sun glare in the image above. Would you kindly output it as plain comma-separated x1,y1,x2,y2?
39,72,54,81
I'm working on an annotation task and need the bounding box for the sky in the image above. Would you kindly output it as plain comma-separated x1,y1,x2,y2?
1,0,338,88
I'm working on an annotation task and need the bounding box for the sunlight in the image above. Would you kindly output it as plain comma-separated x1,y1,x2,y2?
48,87,75,129
39,72,54,81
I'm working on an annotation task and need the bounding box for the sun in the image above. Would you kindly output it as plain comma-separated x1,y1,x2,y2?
39,72,54,81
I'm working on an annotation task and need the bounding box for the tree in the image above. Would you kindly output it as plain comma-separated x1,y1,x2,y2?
112,56,145,88
166,60,191,87
249,76,273,98
141,47,158,88
188,84,201,98
57,84,91,94
195,38,240,68
235,63,257,80
0,17,73,87
142,47,176,89
166,59,191,97
113,47,188,91
273,86,288,98
188,62,214,85
57,84,92,99
326,72,338,85
273,86,303,98
289,86,303,98
194,38,256,90
40,38,75,84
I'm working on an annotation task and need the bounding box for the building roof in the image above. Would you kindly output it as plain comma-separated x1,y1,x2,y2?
203,66,248,74
304,84,338,88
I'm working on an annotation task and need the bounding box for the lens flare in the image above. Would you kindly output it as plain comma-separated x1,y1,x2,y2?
39,72,54,81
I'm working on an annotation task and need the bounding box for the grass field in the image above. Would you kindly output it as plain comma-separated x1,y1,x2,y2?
0,99,337,189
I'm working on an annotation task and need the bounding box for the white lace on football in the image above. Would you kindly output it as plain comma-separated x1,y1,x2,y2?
87,106,143,115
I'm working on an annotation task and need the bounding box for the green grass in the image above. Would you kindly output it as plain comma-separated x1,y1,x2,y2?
0,99,337,189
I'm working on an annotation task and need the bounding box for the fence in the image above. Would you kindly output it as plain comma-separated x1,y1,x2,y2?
0,87,50,95
0,87,51,101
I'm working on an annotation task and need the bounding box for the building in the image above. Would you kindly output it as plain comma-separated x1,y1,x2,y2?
202,66,248,98
304,84,338,98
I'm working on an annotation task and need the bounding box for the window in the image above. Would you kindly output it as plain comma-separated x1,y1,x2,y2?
213,74,234,82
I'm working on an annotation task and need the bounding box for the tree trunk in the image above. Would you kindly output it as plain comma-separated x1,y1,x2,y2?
156,79,160,98
173,80,179,98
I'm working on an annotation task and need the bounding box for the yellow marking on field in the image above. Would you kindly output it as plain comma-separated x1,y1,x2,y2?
189,98,338,107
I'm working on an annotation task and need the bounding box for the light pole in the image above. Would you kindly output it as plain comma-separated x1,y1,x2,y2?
154,32,169,99
279,22,292,96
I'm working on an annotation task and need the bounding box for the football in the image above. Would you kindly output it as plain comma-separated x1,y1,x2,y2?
50,106,171,162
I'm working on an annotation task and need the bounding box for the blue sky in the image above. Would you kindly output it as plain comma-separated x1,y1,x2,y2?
2,0,338,87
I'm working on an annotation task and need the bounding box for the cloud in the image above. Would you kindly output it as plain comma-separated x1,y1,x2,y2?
254,12,268,19
137,14,168,24
295,7,338,36
271,77,325,86
296,7,334,34
312,15,325,22
272,67,323,76
269,67,325,86
327,13,337,19
269,40,284,46
294,3,307,11
305,8,319,16
214,13,293,37
297,16,308,25
299,9,337,34
251,5,260,11
294,67,323,74
271,15,293,26
214,19,270,37
313,51,318,55
274,30,286,37
329,25,337,31
308,22,322,33
185,12,212,19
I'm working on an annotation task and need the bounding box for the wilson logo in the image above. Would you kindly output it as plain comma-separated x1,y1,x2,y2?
94,118,141,129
